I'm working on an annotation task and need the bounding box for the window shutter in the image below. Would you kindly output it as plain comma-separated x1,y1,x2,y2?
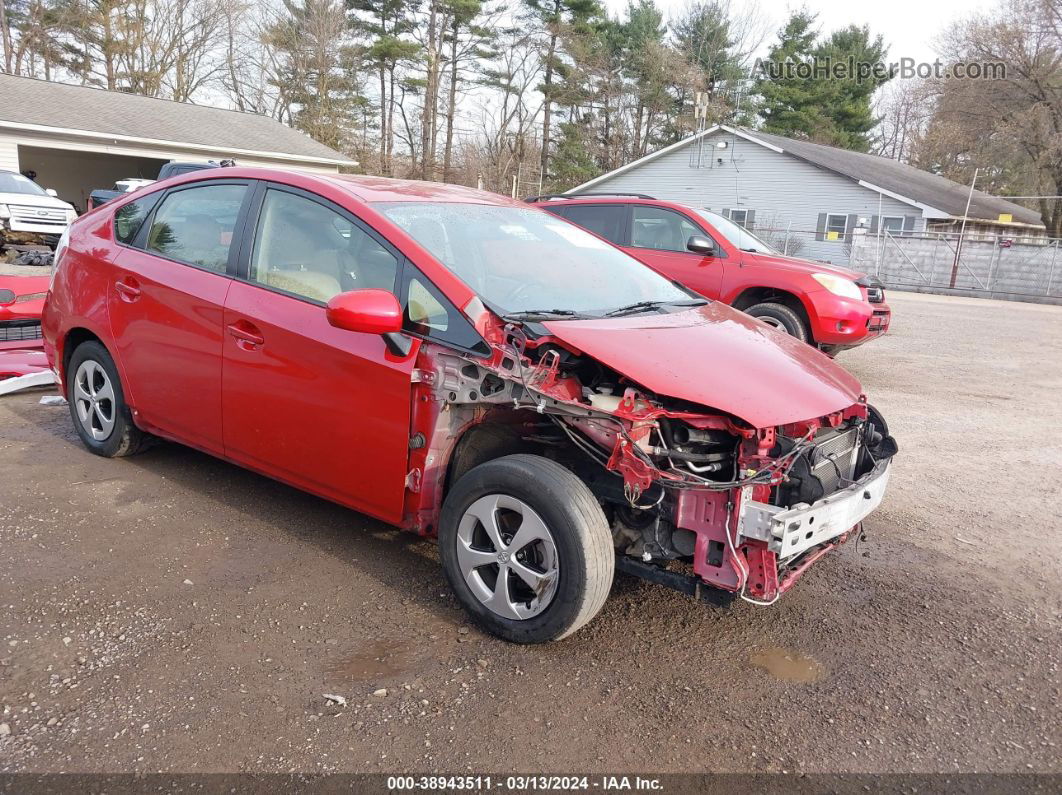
869,215,879,234
903,215,917,236
845,213,859,243
721,209,731,219
745,210,756,229
816,213,827,241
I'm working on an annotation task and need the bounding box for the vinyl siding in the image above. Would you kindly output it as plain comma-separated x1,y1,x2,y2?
0,136,19,172
573,129,924,265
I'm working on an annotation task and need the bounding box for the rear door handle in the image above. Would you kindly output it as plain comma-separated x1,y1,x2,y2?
227,321,265,349
114,279,141,301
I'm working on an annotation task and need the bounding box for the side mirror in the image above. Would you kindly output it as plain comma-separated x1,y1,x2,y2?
45,188,58,198
687,235,716,256
326,289,403,335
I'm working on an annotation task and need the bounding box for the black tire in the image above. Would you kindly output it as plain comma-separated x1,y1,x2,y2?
439,454,614,643
66,341,146,457
745,302,809,343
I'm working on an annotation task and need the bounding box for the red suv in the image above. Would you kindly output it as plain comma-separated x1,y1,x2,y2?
43,170,896,643
532,194,891,353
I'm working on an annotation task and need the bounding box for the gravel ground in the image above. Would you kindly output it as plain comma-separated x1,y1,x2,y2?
0,290,1059,775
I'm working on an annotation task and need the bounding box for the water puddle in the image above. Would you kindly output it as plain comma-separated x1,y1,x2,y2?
750,647,825,683
326,638,415,683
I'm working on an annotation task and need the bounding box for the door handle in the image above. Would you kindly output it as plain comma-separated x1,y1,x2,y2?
227,322,265,349
114,279,141,301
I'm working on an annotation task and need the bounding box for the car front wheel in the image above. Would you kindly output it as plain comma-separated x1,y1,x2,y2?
439,454,614,643
745,302,809,343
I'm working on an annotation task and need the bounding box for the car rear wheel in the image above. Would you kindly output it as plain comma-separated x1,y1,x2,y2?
745,302,809,342
439,454,614,643
67,341,146,457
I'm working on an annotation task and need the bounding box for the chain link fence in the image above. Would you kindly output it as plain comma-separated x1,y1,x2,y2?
748,224,1062,305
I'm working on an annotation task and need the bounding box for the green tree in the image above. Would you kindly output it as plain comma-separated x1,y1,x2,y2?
755,12,890,151
671,0,739,120
755,10,820,139
349,0,420,174
813,24,890,149
521,0,602,181
549,118,599,188
265,0,366,153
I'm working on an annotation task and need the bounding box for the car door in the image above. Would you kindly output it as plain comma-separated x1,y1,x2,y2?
108,180,253,454
221,183,416,524
624,205,725,299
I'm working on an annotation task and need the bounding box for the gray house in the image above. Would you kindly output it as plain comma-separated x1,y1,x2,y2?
567,125,1045,265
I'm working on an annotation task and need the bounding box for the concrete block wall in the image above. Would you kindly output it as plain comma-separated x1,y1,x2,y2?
850,234,1062,305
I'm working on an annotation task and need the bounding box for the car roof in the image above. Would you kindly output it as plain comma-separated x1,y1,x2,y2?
157,166,525,207
531,195,691,209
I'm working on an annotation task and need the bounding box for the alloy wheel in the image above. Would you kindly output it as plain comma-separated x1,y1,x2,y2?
73,360,116,441
455,494,559,620
758,316,786,331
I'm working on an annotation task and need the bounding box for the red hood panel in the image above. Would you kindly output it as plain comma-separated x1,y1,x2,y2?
543,304,863,428
742,252,865,281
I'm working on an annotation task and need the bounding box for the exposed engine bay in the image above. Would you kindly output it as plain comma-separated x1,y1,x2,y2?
402,316,898,605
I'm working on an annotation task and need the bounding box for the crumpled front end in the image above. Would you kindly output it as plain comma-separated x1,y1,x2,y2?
405,310,898,607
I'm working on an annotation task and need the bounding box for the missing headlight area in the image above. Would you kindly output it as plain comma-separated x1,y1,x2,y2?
401,317,898,607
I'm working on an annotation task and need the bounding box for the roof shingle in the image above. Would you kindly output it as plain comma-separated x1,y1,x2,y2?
0,74,350,164
745,128,1043,227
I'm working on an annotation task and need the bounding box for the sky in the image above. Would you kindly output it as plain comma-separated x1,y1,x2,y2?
601,0,997,65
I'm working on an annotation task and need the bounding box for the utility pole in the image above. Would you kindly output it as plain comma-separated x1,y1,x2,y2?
951,168,978,288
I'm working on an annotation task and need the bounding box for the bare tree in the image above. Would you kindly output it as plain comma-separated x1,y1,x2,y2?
914,0,1062,234
873,79,934,161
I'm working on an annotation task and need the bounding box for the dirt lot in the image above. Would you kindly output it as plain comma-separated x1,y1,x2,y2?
0,291,1059,775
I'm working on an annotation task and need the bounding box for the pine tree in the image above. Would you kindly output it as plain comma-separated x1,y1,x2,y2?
670,0,746,123
349,0,420,174
521,0,601,182
755,11,820,139
755,12,891,152
812,25,890,150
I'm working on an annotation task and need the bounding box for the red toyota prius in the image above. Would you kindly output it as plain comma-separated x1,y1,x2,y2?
43,169,896,643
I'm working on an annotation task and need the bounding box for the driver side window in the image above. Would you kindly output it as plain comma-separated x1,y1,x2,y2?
249,188,398,304
631,206,705,253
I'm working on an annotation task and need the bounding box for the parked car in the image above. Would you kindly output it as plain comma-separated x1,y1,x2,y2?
0,170,78,258
0,272,49,347
43,169,897,643
0,271,49,379
88,161,225,209
530,193,891,354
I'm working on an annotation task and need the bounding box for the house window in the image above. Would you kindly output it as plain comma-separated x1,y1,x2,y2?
727,208,750,229
880,216,904,235
825,214,848,241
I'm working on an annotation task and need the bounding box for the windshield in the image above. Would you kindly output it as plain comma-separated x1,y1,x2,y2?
0,172,48,197
694,209,778,254
376,202,698,317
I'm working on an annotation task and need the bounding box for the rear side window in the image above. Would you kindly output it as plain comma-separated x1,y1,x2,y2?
145,184,247,273
114,194,161,245
559,204,626,245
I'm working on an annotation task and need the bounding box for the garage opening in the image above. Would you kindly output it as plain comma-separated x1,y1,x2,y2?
17,146,169,214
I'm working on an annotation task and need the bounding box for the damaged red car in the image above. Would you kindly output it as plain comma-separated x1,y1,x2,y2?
1,272,50,379
43,170,897,643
